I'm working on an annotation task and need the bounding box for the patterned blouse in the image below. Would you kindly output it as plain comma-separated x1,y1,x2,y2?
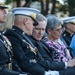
44,37,72,62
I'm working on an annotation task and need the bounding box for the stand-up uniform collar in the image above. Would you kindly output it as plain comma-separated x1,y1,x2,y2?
64,30,74,37
12,26,24,34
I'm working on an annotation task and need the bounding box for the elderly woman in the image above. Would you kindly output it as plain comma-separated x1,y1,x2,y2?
44,15,72,62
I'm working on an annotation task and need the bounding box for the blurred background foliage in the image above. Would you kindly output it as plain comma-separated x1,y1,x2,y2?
5,0,13,4
4,0,75,17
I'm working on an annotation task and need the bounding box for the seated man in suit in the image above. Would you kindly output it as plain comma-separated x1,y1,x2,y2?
28,13,75,75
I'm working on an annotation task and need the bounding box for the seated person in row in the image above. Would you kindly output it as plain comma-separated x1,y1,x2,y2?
43,15,72,62
0,5,29,75
61,17,75,46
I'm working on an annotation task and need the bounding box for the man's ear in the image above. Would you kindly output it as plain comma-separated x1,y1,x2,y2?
23,17,28,25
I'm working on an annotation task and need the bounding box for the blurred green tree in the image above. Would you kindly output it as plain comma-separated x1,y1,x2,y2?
5,0,13,4
68,0,75,16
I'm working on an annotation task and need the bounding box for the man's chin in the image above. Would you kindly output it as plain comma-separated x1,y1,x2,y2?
37,38,41,41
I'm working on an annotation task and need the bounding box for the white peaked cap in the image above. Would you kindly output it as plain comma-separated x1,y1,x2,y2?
11,7,40,26
61,16,75,24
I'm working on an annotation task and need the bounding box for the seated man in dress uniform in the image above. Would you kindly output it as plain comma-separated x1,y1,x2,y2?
61,16,75,46
0,5,30,75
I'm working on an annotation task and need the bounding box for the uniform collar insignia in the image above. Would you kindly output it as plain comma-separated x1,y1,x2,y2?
63,34,66,37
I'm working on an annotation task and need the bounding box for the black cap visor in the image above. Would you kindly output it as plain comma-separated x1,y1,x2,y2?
31,17,38,26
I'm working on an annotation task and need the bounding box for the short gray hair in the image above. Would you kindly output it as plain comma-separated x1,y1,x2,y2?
46,15,61,33
36,14,47,24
